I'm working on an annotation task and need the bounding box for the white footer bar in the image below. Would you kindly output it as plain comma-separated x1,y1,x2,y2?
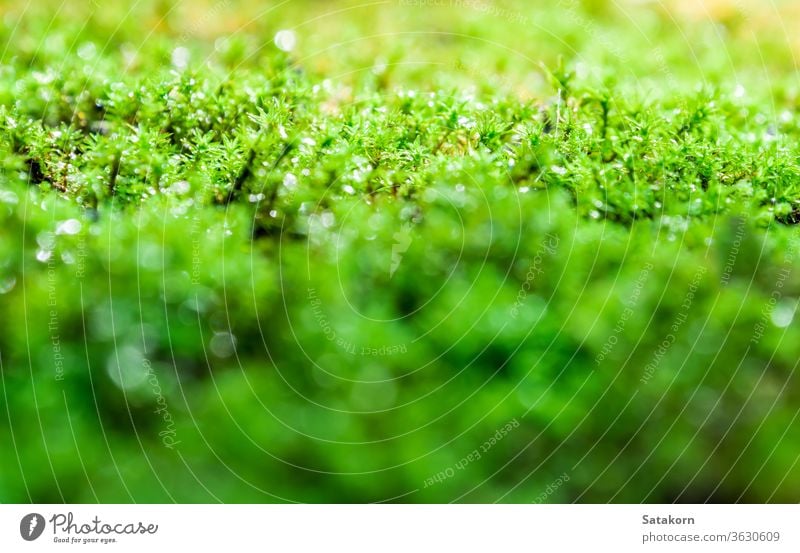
2,505,797,552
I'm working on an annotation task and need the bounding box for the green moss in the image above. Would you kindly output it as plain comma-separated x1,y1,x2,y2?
1,0,799,503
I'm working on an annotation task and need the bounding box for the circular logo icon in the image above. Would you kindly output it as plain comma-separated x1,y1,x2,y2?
20,513,45,541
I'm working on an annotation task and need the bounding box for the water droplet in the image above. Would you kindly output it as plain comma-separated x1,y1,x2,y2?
457,116,474,128
274,30,297,52
170,180,191,195
106,346,150,391
56,219,81,235
37,231,55,250
0,276,16,294
771,301,795,328
171,47,190,70
77,42,96,60
0,190,18,205
283,173,298,189
214,37,229,52
210,332,237,357
372,60,387,75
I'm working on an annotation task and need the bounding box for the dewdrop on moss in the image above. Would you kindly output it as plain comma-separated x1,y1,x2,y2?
0,276,16,294
283,173,298,189
56,219,81,235
210,332,237,357
77,42,96,60
274,30,297,52
321,211,335,228
771,301,795,328
170,180,191,195
171,47,190,70
106,346,150,391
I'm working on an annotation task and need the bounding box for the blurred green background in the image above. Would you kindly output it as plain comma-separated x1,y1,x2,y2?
1,0,799,503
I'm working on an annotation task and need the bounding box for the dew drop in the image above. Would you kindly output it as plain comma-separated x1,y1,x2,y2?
771,301,795,328
0,276,16,294
171,47,190,70
274,30,297,52
56,219,82,235
283,173,298,189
